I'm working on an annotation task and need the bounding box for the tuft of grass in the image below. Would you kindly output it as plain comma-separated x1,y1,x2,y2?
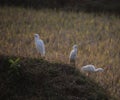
0,6,120,99
8,58,23,80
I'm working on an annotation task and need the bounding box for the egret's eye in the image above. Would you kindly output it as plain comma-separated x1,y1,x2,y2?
35,35,37,37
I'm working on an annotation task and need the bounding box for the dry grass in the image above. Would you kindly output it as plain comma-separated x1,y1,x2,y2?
0,6,120,99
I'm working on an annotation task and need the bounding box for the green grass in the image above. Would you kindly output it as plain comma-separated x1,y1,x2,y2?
0,6,120,99
0,55,109,100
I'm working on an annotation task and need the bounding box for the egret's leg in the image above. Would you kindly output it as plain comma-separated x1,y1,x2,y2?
86,72,89,76
86,72,90,77
70,59,76,67
86,73,88,76
72,60,75,67
42,55,45,59
39,53,42,58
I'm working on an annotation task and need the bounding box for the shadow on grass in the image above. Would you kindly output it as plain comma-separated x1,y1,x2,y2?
0,54,109,100
0,0,120,15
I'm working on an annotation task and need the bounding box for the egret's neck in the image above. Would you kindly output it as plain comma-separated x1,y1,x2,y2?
35,37,39,41
74,48,77,52
95,68,102,72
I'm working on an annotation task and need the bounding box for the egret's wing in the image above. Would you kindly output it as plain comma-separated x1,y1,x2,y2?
36,40,45,56
40,40,45,55
69,50,76,60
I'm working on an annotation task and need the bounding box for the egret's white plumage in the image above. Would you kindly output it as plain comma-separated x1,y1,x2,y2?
81,65,104,72
34,34,45,57
69,45,78,66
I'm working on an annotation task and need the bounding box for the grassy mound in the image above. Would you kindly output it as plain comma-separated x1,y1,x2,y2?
0,55,109,100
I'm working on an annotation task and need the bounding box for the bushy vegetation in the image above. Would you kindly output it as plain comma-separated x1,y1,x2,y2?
0,5,120,99
0,0,120,12
0,55,109,100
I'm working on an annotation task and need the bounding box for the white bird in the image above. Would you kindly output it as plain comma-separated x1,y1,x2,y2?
69,45,78,66
81,64,104,76
34,34,45,57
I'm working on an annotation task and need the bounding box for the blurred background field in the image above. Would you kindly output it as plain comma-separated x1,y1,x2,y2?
0,0,120,99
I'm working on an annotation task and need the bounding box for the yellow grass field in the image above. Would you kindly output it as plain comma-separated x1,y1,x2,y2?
0,6,120,99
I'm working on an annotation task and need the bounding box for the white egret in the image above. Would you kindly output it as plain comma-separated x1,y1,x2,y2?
69,45,78,66
34,34,45,57
81,64,104,76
